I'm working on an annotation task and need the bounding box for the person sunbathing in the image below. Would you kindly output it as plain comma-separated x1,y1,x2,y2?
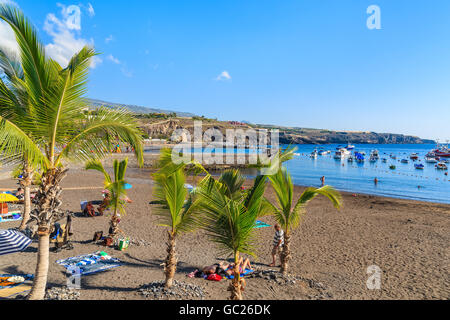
202,258,253,277
83,202,96,217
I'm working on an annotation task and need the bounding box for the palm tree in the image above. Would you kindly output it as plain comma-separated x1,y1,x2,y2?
151,148,202,288
0,5,144,300
266,167,342,274
195,172,268,300
85,158,130,236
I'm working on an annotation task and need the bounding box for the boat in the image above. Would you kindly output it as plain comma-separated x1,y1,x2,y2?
354,152,365,162
381,158,388,163
401,159,409,164
310,151,318,159
425,156,438,163
436,162,448,170
410,153,419,160
414,164,425,170
390,154,397,160
347,156,354,163
430,142,450,158
370,150,380,160
345,143,355,150
389,165,396,170
318,150,329,156
334,148,350,159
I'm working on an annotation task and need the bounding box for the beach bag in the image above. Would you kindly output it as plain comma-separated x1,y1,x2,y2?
118,238,130,251
207,274,222,281
103,237,114,247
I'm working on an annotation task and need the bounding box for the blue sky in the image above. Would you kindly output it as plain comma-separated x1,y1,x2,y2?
1,0,450,140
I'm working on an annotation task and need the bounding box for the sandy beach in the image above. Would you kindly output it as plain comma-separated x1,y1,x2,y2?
0,166,449,300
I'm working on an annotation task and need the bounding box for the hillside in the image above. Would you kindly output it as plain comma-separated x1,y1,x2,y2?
88,99,196,118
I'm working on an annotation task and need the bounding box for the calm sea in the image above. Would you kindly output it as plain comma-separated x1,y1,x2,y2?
283,144,450,204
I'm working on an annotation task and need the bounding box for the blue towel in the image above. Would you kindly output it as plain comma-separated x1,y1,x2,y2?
226,269,254,279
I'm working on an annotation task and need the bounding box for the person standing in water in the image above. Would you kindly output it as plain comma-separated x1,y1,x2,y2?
320,176,325,186
374,177,378,185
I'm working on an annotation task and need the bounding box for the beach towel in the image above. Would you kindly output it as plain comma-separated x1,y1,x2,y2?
225,269,254,279
56,252,122,276
0,274,34,299
254,220,271,229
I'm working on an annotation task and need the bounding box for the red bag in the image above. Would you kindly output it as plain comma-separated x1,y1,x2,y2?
207,274,222,281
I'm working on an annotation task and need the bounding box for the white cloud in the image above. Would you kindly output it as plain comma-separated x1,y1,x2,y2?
216,71,232,81
44,4,102,69
87,3,95,17
0,0,20,55
107,54,120,64
105,35,114,43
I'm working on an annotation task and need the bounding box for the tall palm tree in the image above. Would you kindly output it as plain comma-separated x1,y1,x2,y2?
266,167,342,274
0,5,144,300
151,148,202,288
196,172,268,300
85,158,130,236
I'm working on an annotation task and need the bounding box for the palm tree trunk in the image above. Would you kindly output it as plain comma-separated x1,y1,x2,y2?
109,208,120,237
27,168,67,300
19,163,33,231
164,231,177,288
27,232,49,300
228,251,243,300
280,231,291,275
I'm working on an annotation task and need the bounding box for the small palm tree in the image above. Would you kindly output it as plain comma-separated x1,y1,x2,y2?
266,167,342,274
85,158,130,236
151,149,201,288
0,5,144,300
196,172,268,300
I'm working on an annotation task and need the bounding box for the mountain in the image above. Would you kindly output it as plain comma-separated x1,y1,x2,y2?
87,99,196,117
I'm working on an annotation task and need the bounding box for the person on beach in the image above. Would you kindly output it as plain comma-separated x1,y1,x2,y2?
14,187,25,200
270,224,284,267
320,176,325,186
202,258,253,277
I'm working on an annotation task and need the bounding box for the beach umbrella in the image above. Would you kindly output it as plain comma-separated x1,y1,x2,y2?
0,194,19,203
0,230,32,256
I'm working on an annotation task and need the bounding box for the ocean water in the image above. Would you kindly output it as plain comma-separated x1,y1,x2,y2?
146,144,450,204
283,144,450,204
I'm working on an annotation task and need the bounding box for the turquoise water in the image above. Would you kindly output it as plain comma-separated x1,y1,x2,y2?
283,144,450,204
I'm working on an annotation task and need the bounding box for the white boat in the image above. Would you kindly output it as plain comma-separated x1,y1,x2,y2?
318,150,329,156
401,159,409,164
425,156,438,163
